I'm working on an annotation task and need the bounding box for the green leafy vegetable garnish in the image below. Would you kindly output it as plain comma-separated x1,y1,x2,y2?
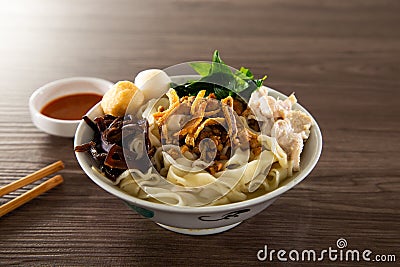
172,50,267,100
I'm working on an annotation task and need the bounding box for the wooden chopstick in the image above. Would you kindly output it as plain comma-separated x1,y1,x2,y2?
0,161,64,217
0,160,64,197
0,175,64,217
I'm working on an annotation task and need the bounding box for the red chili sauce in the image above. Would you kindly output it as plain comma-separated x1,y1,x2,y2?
40,93,103,120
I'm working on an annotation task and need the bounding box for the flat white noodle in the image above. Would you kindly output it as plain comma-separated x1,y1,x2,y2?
119,175,147,198
148,123,161,148
161,146,211,173
142,188,185,206
224,150,272,191
151,146,164,171
166,165,217,187
123,166,239,206
258,135,288,168
129,136,146,159
224,147,250,169
211,189,248,205
262,161,293,192
130,168,162,187
246,150,275,192
116,136,278,206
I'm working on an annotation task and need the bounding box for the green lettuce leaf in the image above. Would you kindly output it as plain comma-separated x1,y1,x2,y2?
173,50,267,99
190,62,211,76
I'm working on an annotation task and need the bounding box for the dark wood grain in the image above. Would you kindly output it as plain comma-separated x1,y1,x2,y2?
0,0,399,266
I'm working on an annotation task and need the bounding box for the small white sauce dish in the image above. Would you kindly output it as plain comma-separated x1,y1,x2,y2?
29,77,113,138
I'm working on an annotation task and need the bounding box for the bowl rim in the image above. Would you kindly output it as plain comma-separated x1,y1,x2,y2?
74,85,323,213
29,76,113,124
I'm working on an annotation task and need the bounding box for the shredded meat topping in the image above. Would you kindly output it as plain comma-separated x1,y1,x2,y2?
152,89,260,174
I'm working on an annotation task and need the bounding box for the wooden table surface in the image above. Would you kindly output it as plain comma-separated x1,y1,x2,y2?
0,0,399,266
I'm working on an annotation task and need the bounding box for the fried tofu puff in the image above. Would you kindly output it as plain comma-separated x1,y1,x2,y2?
101,81,144,117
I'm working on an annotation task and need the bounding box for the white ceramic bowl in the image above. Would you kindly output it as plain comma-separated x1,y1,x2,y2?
74,84,322,235
29,77,113,137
